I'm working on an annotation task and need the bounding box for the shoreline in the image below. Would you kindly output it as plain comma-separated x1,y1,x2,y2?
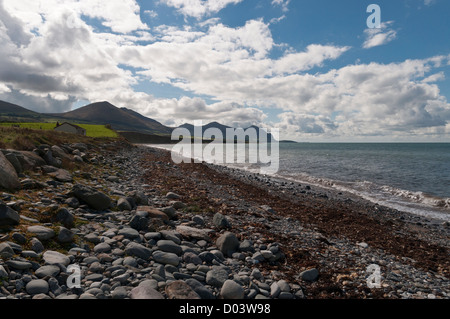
141,145,449,298
0,140,448,300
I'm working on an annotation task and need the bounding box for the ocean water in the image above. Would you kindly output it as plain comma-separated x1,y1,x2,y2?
148,143,450,221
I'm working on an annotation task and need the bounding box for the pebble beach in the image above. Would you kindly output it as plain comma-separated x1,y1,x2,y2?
0,140,449,300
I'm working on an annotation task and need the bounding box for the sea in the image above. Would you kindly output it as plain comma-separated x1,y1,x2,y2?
148,142,450,222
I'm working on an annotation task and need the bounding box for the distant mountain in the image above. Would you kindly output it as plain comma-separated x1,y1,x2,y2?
0,100,41,119
178,121,275,142
49,101,173,134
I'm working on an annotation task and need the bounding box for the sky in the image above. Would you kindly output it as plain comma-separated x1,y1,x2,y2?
0,0,449,142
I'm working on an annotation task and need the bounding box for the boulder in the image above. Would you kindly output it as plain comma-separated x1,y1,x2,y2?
213,213,231,229
216,232,240,257
47,168,73,183
0,204,20,226
71,184,111,211
0,152,20,190
27,226,55,241
221,280,245,299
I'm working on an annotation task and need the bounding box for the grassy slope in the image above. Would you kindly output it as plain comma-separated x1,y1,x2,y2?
0,123,118,138
0,126,123,151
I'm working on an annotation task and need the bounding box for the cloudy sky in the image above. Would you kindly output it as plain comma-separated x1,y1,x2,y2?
0,0,449,141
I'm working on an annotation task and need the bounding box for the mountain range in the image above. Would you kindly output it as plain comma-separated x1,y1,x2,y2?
0,100,274,141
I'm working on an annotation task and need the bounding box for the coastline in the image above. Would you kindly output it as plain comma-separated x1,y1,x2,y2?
0,140,448,300
141,144,449,298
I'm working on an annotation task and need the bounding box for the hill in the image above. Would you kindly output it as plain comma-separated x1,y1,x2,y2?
48,101,172,135
178,121,276,142
0,100,42,122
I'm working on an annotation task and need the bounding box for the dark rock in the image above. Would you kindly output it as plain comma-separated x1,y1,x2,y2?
0,204,20,226
165,280,201,299
0,152,21,190
71,184,112,211
216,232,240,257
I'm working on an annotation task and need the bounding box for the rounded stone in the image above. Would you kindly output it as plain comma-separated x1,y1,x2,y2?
220,280,244,299
26,279,49,295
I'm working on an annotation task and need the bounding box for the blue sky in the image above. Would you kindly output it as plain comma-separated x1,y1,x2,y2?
0,0,449,141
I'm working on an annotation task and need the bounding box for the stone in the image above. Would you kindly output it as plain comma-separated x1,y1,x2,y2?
0,152,21,190
0,242,15,258
152,251,180,266
165,280,201,299
27,226,55,241
12,232,27,244
175,225,212,241
300,268,319,282
65,197,80,208
125,242,152,260
206,268,229,288
117,197,132,211
183,252,202,265
26,279,49,295
5,153,23,174
157,240,182,255
128,215,149,231
42,250,71,266
160,206,177,219
136,206,169,221
213,213,231,229
216,232,240,257
130,281,164,299
221,280,245,299
6,260,32,270
0,204,20,226
186,279,215,299
47,168,73,183
123,256,138,268
166,192,180,200
30,238,44,253
53,208,74,228
57,226,74,243
118,227,140,239
35,265,60,278
270,282,281,298
94,242,111,253
0,265,8,278
71,184,111,211
112,286,128,299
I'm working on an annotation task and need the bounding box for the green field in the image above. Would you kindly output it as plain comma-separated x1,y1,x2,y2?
0,123,118,138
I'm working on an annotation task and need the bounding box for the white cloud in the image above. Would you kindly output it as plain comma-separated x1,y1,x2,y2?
363,21,397,49
271,0,291,12
160,0,243,19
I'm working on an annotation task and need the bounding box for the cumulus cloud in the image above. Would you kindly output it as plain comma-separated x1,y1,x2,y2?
363,21,397,49
160,0,243,19
271,0,291,12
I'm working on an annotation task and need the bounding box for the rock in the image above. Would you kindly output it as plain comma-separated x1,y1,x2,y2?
30,238,44,253
35,265,60,278
71,184,111,211
206,268,229,288
216,232,240,257
112,286,128,299
160,207,177,219
270,282,281,298
52,207,74,228
6,260,32,270
130,280,164,299
152,251,180,266
166,192,180,200
94,242,111,253
0,265,8,278
128,214,149,231
11,232,27,244
213,213,231,229
0,242,15,258
183,252,202,265
175,225,212,241
65,197,80,208
300,268,319,282
47,168,73,183
0,152,21,190
27,225,56,241
5,153,23,174
118,227,140,239
221,280,245,299
57,226,74,243
125,242,152,260
157,240,182,255
165,280,201,299
186,279,215,299
260,205,276,214
42,250,70,266
43,149,61,167
117,197,132,211
17,151,46,170
20,178,47,189
136,206,169,221
0,203,20,226
51,145,71,162
26,279,49,295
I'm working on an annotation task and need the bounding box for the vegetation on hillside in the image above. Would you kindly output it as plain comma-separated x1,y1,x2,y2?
0,123,118,138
